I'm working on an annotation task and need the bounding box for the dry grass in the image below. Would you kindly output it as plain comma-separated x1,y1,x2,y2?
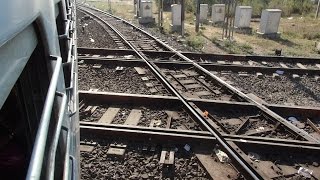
85,0,320,57
86,0,135,20
185,15,320,57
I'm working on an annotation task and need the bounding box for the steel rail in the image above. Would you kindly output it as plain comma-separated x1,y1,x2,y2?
80,6,318,143
77,47,320,73
80,122,320,150
77,6,261,179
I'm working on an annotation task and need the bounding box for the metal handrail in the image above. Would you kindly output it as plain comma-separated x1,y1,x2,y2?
63,127,71,180
46,92,68,180
26,56,63,180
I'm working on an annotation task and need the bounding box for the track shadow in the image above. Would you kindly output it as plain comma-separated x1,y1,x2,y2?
272,37,297,47
292,79,320,104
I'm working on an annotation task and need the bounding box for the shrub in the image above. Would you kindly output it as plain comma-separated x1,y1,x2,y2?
186,35,205,49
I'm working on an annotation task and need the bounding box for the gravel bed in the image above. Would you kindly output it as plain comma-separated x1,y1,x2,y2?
78,64,170,95
86,9,192,52
81,141,210,180
207,108,299,140
163,68,243,102
77,10,117,48
112,108,131,124
138,25,194,52
218,72,320,107
80,104,202,131
80,104,108,122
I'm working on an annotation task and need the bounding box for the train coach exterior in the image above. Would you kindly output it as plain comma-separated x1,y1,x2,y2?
0,0,79,179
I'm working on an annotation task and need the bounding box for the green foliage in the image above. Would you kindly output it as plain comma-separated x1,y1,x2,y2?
185,0,196,12
268,0,313,16
214,39,254,54
236,0,314,16
185,0,230,13
238,0,269,16
186,35,205,50
303,32,320,40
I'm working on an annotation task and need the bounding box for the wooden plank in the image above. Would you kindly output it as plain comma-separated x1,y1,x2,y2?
233,61,242,65
279,63,289,68
212,89,221,95
177,125,188,130
84,106,92,112
90,106,98,114
183,92,200,98
107,148,125,157
181,70,199,76
141,77,149,81
149,88,158,93
168,151,175,164
149,120,155,127
93,64,102,69
184,84,202,89
145,83,154,87
159,150,167,164
180,79,197,85
173,74,187,79
80,145,94,152
245,127,273,136
124,109,142,126
296,63,307,69
194,91,212,96
134,67,146,75
248,60,255,66
195,150,238,179
165,111,180,120
98,107,120,124
160,150,174,165
166,116,172,129
217,60,226,64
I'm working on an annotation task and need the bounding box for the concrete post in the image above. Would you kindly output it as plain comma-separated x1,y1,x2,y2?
234,6,252,28
211,4,225,24
170,4,182,32
258,9,282,37
199,4,208,23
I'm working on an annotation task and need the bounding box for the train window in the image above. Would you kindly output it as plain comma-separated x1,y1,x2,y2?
0,30,49,179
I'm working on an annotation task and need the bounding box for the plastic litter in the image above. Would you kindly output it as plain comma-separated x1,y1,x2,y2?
116,66,124,71
154,120,161,126
276,70,284,75
184,144,191,152
297,167,313,178
288,116,298,122
240,139,247,143
124,55,134,59
89,38,95,42
214,148,230,163
203,110,209,117
248,152,260,162
256,126,265,132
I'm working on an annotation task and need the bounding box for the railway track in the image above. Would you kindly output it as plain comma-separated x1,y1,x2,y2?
76,3,320,179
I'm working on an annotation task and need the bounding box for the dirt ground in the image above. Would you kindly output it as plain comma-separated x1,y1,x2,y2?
83,0,320,57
